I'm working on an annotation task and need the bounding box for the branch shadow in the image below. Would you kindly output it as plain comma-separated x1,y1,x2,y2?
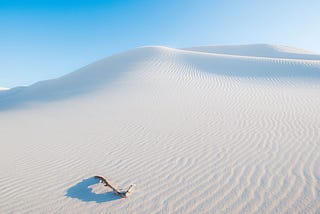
65,177,121,203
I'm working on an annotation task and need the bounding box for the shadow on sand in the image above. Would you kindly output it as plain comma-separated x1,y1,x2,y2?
65,177,121,203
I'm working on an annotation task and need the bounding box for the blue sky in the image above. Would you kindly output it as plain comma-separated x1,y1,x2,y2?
1,0,320,88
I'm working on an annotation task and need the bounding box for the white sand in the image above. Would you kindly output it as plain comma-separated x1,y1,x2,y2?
0,44,320,213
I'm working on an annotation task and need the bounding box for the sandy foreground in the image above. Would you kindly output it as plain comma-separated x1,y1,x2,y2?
0,44,320,213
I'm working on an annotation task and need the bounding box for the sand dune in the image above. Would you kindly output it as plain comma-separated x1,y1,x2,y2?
0,44,320,213
184,44,320,60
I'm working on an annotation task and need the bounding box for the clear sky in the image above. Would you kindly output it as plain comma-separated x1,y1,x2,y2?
1,0,320,88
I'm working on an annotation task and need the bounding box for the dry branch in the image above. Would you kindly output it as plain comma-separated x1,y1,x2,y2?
94,176,135,198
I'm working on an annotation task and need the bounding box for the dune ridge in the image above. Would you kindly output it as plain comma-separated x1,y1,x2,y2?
0,44,320,213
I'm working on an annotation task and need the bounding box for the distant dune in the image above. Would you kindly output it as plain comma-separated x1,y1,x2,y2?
0,44,320,213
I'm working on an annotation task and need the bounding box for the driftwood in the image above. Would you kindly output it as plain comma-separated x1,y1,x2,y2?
94,176,135,198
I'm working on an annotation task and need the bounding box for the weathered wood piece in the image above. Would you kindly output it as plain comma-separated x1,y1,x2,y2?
94,176,135,198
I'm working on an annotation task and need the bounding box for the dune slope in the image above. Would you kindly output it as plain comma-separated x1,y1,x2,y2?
0,45,320,213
